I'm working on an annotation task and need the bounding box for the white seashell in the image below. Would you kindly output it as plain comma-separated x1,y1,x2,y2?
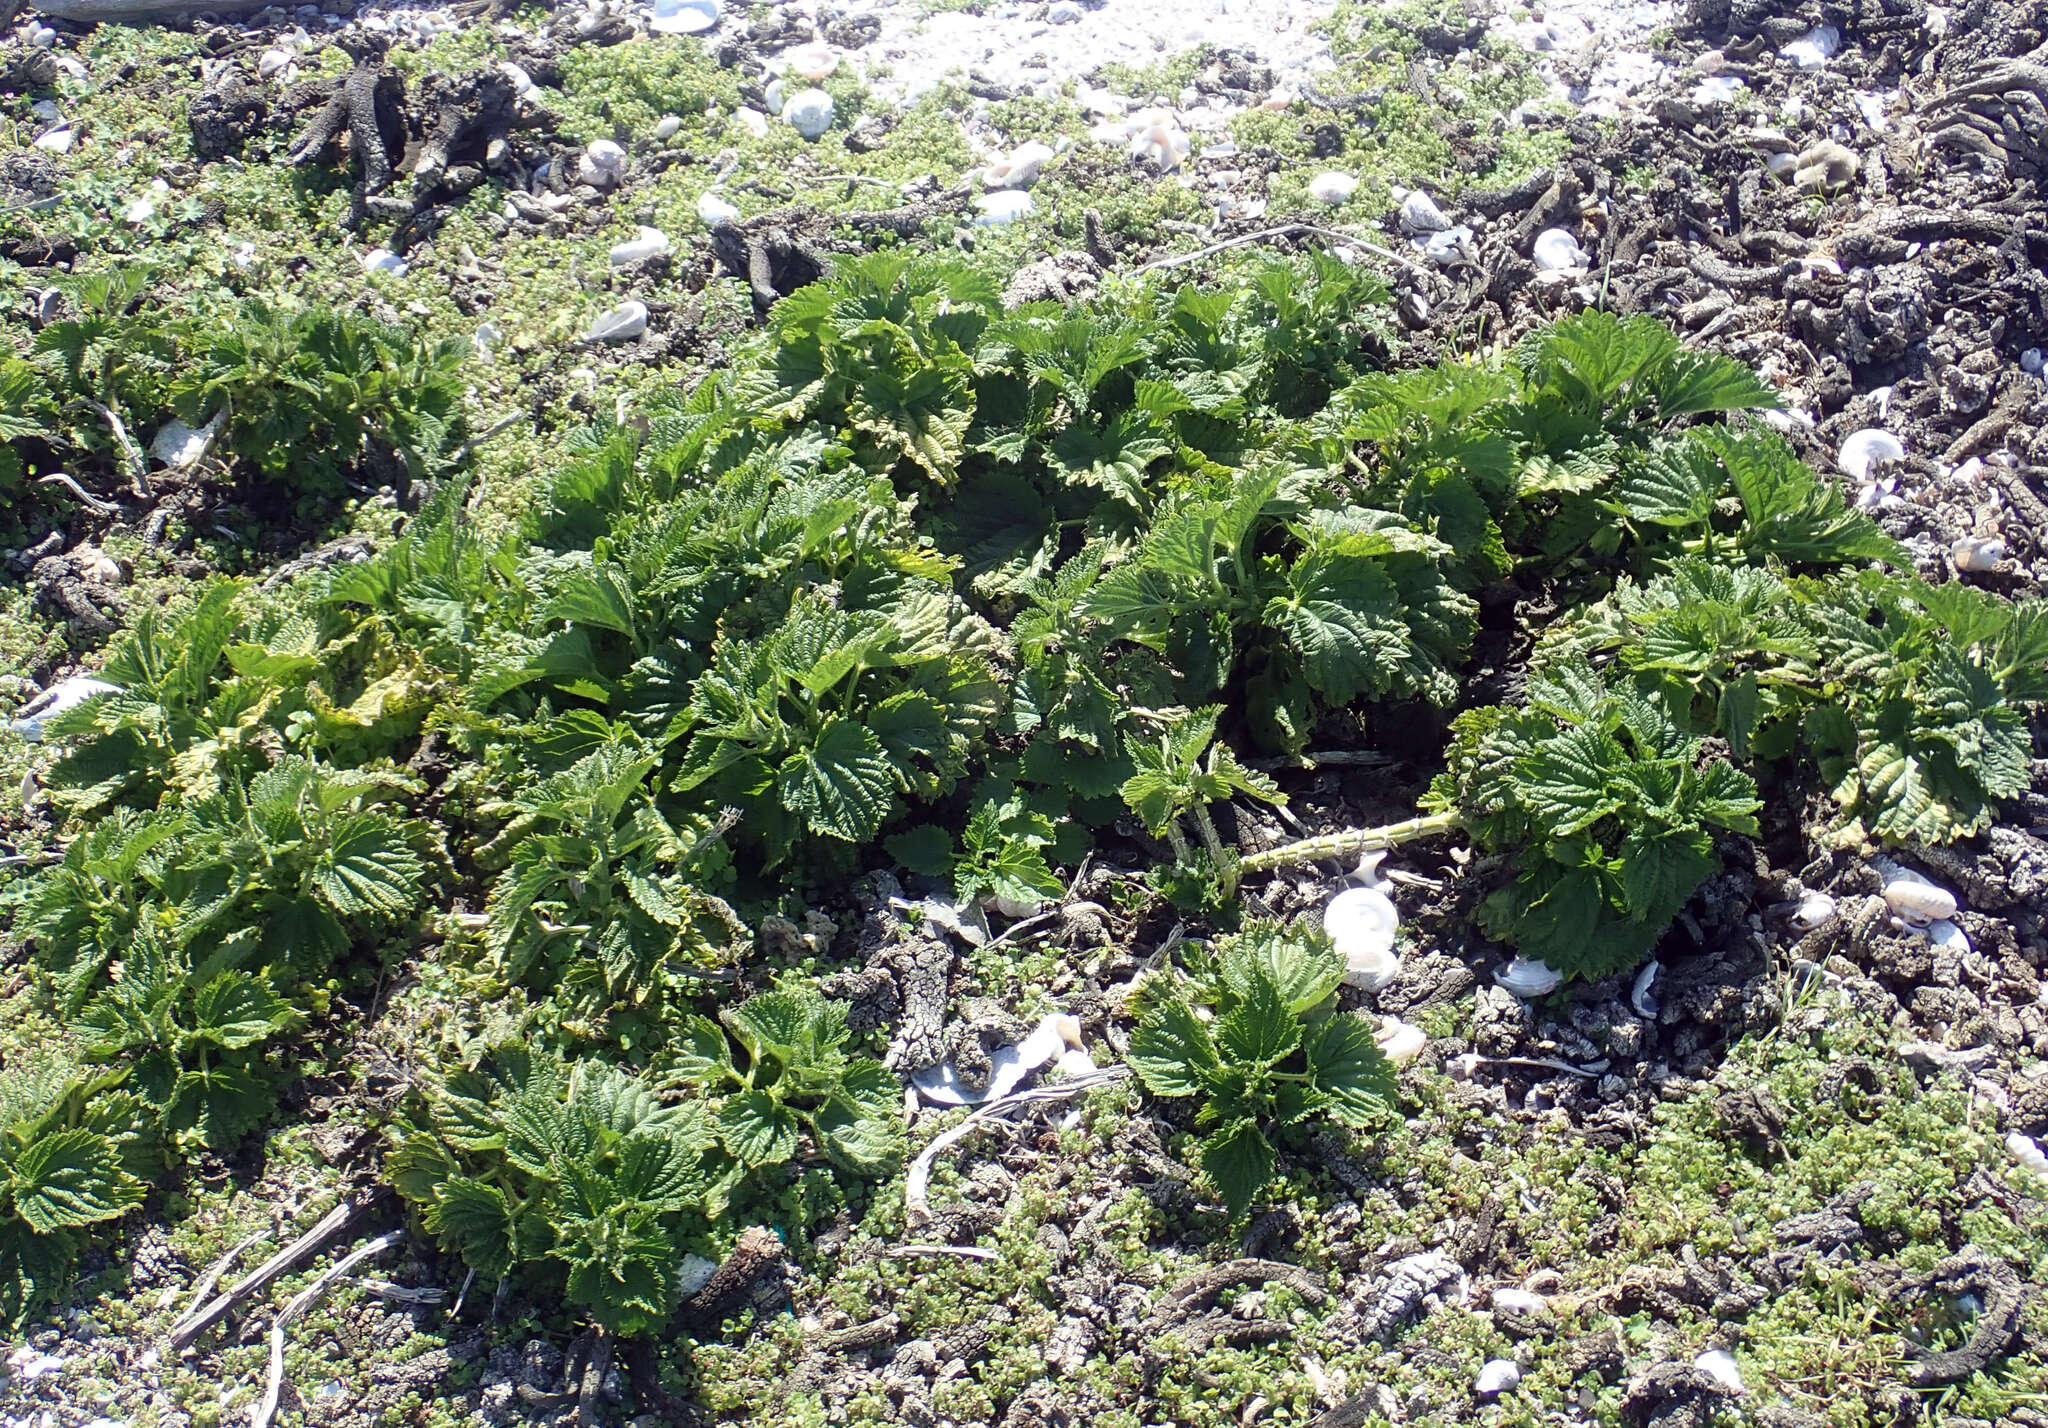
149,410,224,468
1952,536,2005,573
473,321,503,362
578,140,628,188
1787,891,1836,932
1398,190,1450,234
990,893,1044,919
75,546,123,584
649,0,719,33
1854,92,1889,132
608,225,670,266
1129,114,1190,173
696,191,740,226
1494,957,1562,997
786,42,838,80
2022,348,2046,376
1926,919,1971,955
1765,151,1799,179
1883,875,1956,928
1474,1360,1521,1398
1324,887,1401,992
1373,1017,1427,1065
911,1012,1084,1105
30,24,58,47
974,190,1034,225
259,48,292,79
360,248,408,276
1925,4,1948,35
1054,1047,1096,1077
1491,1288,1548,1315
783,88,835,141
982,141,1056,190
7,677,122,741
33,127,77,154
583,300,649,343
1351,850,1392,894
1837,428,1904,482
732,107,770,139
1694,1349,1745,1394
1692,75,1744,106
2009,1132,2048,1181
1420,225,1474,265
1307,171,1358,205
653,114,683,141
499,62,539,102
1781,24,1840,69
1532,227,1587,272
763,78,787,116
1631,962,1661,1019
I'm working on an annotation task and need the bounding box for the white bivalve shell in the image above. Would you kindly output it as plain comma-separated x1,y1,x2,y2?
1694,1349,1745,1395
783,88,835,140
578,140,628,189
1474,1360,1521,1398
1324,887,1400,991
982,141,1055,190
785,43,838,80
974,190,1034,225
1129,113,1190,172
1532,227,1588,272
649,0,719,33
696,191,741,226
990,893,1044,920
7,677,122,741
1926,919,1971,955
1837,428,1904,482
1398,189,1450,235
1787,891,1836,932
1373,1017,1427,1065
608,226,670,266
583,301,649,343
259,49,293,79
1307,171,1358,205
1494,957,1562,998
1952,536,2005,572
1882,874,1956,928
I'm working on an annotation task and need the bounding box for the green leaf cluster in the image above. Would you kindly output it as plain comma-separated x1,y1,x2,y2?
1426,666,1761,978
1129,924,1394,1215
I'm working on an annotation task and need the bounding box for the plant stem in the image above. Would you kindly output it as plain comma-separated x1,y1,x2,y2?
1239,809,1463,874
1190,804,1235,899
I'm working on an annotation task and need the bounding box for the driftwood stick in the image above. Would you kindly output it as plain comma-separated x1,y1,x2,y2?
181,1230,270,1319
90,400,150,499
1131,222,1430,277
37,472,121,516
170,1197,372,1352
252,1230,406,1428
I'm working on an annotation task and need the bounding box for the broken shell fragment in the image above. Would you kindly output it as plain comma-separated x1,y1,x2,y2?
1420,226,1475,266
1781,24,1840,69
974,190,1034,225
1324,887,1401,991
608,225,670,266
649,0,719,33
150,411,225,468
2010,1132,2048,1181
1630,962,1661,1019
1490,1287,1548,1315
360,248,408,276
1693,1349,1745,1395
1532,227,1588,272
696,191,741,226
1398,189,1450,235
578,140,628,189
1883,875,1957,928
583,300,649,343
1475,1360,1521,1398
1373,1017,1427,1065
1951,535,2005,572
982,141,1055,190
783,88,835,141
1837,428,1904,481
7,677,122,741
1926,919,1971,955
1787,891,1837,932
785,43,839,80
1494,957,1562,998
1307,171,1358,205
258,48,292,79
1129,112,1190,172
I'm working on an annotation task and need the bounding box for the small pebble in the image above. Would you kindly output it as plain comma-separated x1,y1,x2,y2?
1475,1359,1521,1397
783,88,835,140
584,300,648,342
653,114,683,141
696,191,740,226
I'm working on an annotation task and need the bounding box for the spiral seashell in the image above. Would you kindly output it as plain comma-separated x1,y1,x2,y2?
1324,887,1400,991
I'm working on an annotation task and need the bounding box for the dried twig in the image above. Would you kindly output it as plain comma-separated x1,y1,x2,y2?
181,1230,270,1319
905,1066,1129,1226
1131,222,1428,277
170,1197,375,1352
884,1244,1000,1261
37,472,121,517
90,400,151,500
252,1230,405,1428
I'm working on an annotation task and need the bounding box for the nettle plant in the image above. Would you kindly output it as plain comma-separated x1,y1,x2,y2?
1130,924,1395,1215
